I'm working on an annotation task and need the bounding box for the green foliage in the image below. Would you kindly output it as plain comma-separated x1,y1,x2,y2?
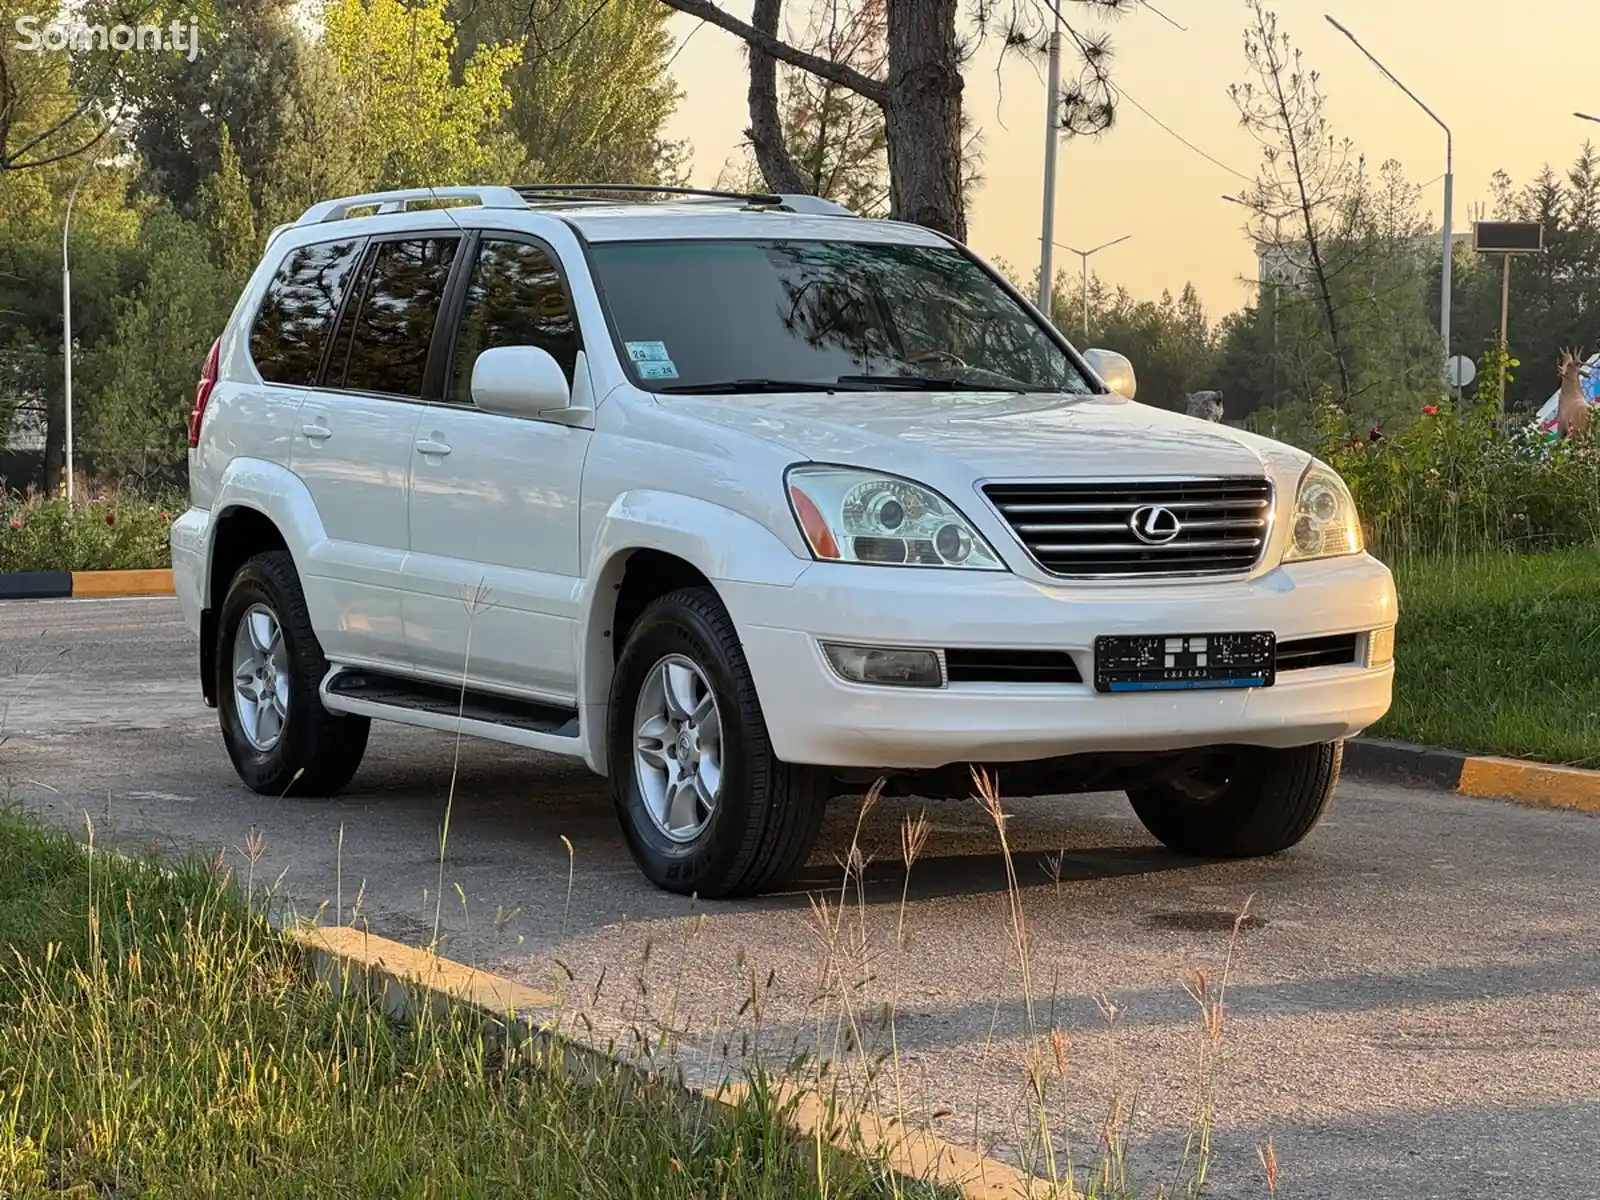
0,811,934,1199
1055,277,1220,412
1379,551,1600,766
197,125,258,273
1324,396,1600,559
0,493,175,571
82,210,244,491
452,0,684,187
322,0,521,189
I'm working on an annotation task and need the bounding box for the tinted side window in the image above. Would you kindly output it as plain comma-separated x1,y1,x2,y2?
448,238,579,405
249,239,364,386
335,237,460,398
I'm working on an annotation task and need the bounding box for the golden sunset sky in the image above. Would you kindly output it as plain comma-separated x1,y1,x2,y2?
663,0,1600,318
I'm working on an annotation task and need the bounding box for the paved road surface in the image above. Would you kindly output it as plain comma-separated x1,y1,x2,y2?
3,597,1597,1198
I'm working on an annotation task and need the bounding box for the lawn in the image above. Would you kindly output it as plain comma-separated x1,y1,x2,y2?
0,810,935,1199
1379,549,1600,767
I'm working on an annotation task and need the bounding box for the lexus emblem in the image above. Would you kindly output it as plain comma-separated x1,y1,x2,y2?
1129,505,1182,545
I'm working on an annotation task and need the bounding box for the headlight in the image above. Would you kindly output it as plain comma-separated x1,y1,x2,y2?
1281,460,1363,562
785,466,1005,569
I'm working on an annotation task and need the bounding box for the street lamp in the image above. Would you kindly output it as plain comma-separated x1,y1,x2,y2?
62,150,98,507
1326,15,1453,365
1037,8,1063,313
1051,235,1131,342
1578,112,1600,125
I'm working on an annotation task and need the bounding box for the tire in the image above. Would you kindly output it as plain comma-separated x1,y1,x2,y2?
607,587,829,898
1126,741,1342,858
216,550,369,797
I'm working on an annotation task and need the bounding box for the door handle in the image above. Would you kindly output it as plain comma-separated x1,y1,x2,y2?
301,423,332,441
414,438,452,457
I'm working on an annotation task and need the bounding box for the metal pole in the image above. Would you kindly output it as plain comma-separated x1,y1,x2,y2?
1326,16,1453,367
1498,253,1511,417
62,152,96,506
1037,14,1061,317
1081,253,1089,342
1441,139,1453,358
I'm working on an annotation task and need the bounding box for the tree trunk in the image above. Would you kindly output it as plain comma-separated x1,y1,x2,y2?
883,0,964,241
746,0,810,195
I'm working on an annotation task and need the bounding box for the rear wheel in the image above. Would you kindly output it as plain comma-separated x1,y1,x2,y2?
608,587,829,898
1127,741,1342,858
216,550,369,796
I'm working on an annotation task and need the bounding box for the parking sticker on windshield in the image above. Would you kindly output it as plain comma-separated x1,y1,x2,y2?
626,340,672,363
637,360,679,380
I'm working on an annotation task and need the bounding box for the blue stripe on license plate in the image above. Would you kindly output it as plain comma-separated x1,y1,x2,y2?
1106,679,1265,692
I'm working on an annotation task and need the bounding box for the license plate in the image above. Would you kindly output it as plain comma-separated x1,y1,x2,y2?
1094,632,1276,693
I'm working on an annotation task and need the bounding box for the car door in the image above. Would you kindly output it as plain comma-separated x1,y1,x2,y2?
287,233,461,667
402,234,591,702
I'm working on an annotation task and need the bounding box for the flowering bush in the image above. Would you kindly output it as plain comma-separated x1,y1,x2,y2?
0,493,175,572
1325,399,1600,558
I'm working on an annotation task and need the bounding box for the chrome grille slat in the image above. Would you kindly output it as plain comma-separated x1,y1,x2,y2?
984,477,1274,579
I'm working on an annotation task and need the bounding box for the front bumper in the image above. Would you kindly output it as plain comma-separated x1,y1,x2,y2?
720,554,1397,769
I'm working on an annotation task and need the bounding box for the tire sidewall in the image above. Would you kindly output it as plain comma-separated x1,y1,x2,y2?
608,598,760,893
216,560,315,790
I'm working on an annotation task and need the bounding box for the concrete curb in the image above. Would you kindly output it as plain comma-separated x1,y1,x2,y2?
1345,737,1600,814
0,568,174,600
293,924,1044,1200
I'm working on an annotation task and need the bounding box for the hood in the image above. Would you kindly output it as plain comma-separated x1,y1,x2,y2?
665,389,1300,483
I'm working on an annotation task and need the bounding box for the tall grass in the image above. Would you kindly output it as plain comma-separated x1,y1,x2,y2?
0,810,934,1199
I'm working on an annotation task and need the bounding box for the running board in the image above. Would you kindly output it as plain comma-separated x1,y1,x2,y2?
320,668,583,755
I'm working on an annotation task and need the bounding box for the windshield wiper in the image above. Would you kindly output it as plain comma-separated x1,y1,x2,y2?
655,378,848,395
835,373,1036,393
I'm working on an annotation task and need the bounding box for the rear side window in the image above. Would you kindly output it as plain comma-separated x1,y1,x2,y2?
446,238,579,404
331,237,460,399
249,238,364,386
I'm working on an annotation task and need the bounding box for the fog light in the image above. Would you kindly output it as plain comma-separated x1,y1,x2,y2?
822,643,943,687
1366,626,1395,667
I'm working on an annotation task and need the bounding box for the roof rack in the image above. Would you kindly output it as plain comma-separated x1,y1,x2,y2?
292,183,858,229
295,186,528,226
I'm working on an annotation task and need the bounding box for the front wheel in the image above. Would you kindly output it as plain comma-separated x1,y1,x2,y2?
608,587,829,898
1127,741,1342,858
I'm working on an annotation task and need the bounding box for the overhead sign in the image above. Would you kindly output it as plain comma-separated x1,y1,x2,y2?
1473,221,1544,254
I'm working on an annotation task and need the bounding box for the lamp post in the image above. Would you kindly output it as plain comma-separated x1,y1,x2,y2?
1037,8,1063,316
62,150,98,507
1051,235,1131,342
1326,15,1453,365
1222,194,1294,408
1578,112,1600,125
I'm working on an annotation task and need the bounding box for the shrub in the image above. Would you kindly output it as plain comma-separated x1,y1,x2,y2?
0,493,175,572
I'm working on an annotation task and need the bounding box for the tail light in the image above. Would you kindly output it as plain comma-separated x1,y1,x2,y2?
189,338,221,448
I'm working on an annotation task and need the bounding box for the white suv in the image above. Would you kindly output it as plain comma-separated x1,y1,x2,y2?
173,184,1397,898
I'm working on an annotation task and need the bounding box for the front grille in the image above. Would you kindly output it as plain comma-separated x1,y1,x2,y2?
1276,634,1359,671
945,648,1083,684
982,478,1274,578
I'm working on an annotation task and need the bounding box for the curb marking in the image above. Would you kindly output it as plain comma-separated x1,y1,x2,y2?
292,924,1043,1200
1346,738,1600,813
0,568,174,600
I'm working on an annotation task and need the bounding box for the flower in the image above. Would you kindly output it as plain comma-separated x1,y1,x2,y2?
105,512,115,526
1422,405,1440,417
1368,426,1383,443
8,519,19,530
159,512,170,521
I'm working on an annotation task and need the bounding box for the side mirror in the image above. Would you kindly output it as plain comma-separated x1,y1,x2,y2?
470,345,571,418
1082,348,1137,400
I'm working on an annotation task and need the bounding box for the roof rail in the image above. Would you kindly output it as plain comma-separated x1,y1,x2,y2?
294,186,528,226
510,183,856,217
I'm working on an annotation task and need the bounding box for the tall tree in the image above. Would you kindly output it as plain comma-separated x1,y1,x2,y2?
651,0,1130,240
451,0,684,186
197,125,258,273
122,0,303,214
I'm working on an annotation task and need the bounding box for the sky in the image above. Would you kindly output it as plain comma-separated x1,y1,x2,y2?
662,0,1600,321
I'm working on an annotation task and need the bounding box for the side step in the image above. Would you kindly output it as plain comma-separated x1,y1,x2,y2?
320,668,583,756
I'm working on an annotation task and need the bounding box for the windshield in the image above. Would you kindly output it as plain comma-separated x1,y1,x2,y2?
588,238,1095,396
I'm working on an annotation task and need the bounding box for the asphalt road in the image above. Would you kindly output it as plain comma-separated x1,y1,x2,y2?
3,597,1598,1198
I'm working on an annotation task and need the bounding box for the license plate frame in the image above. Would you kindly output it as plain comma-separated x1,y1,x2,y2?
1094,632,1276,693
